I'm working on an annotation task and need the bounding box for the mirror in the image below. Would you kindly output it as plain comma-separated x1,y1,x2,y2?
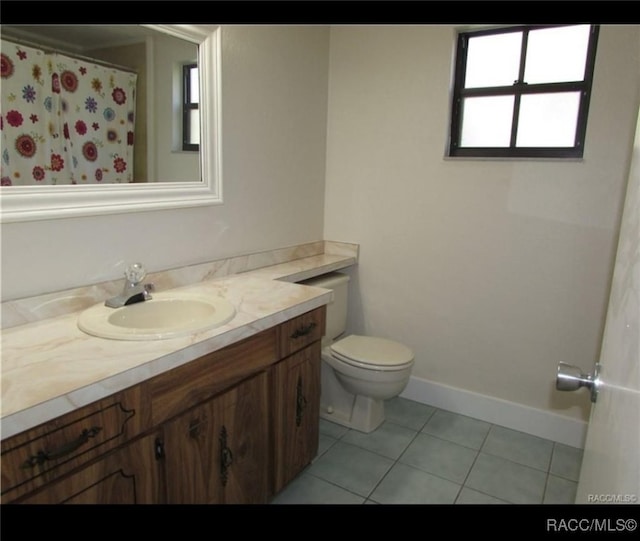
0,24,222,222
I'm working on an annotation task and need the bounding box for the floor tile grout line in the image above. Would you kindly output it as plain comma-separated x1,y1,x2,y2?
300,468,371,503
361,406,439,502
548,441,557,472
548,441,583,483
362,421,425,502
547,472,581,483
453,420,495,503
455,484,514,505
541,471,552,505
419,421,493,452
305,445,396,503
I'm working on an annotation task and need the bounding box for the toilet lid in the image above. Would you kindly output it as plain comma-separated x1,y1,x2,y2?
330,335,414,368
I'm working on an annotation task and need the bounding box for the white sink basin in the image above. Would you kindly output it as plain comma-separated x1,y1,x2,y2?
78,292,236,340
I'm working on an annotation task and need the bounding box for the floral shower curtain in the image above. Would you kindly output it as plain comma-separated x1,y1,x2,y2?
1,39,137,185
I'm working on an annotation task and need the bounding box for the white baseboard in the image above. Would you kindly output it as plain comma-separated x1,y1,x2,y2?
400,375,587,449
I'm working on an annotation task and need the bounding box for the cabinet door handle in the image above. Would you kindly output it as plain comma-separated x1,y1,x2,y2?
291,321,317,339
21,426,102,469
219,426,233,487
296,376,307,427
154,438,165,460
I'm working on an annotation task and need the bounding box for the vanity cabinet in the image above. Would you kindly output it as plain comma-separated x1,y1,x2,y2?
1,306,326,504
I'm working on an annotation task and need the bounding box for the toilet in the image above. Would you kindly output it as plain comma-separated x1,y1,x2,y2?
300,272,414,433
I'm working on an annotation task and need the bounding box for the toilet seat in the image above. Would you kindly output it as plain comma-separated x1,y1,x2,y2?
329,335,414,371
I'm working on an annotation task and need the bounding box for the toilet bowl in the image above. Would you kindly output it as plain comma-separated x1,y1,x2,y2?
299,272,415,433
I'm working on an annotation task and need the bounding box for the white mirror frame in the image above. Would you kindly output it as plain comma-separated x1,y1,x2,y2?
0,24,222,223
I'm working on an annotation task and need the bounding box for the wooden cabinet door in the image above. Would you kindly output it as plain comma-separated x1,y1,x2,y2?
214,371,270,504
19,432,164,504
163,371,269,504
271,342,321,494
162,396,218,503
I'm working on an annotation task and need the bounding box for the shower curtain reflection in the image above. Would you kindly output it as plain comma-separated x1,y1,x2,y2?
1,39,137,186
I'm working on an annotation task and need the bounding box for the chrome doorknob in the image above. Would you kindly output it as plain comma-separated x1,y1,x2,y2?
556,362,601,403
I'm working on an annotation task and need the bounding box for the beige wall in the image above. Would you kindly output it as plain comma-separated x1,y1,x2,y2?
151,32,199,182
323,25,640,422
1,26,330,299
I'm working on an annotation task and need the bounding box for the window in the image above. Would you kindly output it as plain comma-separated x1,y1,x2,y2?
182,63,199,151
448,24,599,158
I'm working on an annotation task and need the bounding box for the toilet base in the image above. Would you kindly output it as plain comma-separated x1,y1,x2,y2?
320,394,385,433
319,360,386,433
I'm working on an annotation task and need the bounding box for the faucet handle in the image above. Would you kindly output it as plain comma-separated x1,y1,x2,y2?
125,262,146,285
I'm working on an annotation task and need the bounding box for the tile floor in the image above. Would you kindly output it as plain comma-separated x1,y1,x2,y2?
271,397,583,505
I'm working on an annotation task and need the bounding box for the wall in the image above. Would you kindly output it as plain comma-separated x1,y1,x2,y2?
323,25,640,424
151,32,199,182
1,25,330,300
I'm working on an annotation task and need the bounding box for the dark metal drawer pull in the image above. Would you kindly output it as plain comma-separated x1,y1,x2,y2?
290,322,317,339
21,426,102,469
296,376,307,427
219,425,233,487
155,438,165,460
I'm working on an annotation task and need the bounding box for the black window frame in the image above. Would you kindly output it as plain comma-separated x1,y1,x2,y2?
448,24,600,159
182,62,199,152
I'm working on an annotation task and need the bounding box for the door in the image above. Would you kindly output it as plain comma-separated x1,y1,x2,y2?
558,108,640,503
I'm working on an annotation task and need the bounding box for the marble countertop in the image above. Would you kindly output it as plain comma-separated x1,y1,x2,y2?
1,252,356,439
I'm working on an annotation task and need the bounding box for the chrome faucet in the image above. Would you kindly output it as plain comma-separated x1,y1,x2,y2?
105,263,155,308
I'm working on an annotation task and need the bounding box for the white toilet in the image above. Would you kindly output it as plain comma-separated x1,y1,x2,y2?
300,272,414,433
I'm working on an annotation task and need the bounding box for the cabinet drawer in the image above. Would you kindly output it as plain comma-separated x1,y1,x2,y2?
17,431,162,504
1,387,142,502
278,306,326,358
145,328,277,427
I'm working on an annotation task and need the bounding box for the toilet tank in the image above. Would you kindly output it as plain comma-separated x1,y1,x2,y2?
299,272,350,342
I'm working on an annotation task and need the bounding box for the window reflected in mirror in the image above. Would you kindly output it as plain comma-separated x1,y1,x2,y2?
182,63,199,151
